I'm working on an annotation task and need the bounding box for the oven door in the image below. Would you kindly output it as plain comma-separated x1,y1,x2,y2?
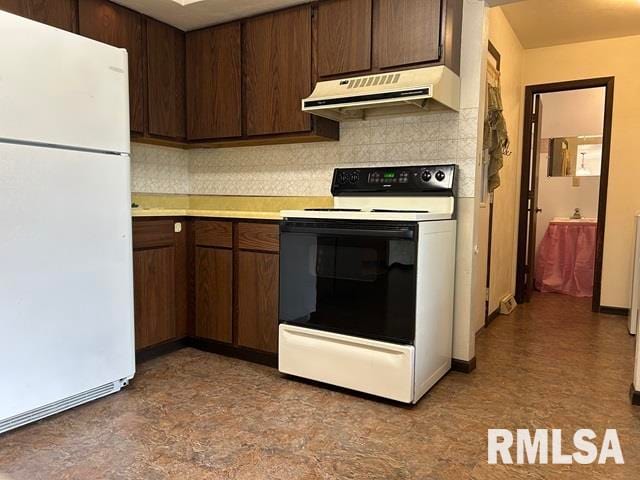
279,220,418,344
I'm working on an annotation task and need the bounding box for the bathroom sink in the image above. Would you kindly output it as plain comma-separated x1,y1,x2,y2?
551,217,597,223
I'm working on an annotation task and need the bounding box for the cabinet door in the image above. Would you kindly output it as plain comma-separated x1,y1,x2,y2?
186,23,241,140
373,0,441,69
79,0,144,133
244,6,311,136
317,0,372,77
146,18,186,139
133,246,176,350
195,247,233,342
237,251,279,353
0,0,76,31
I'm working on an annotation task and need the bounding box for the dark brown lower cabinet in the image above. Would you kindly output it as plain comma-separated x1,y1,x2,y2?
195,247,233,342
132,218,187,352
133,218,279,360
237,251,280,353
133,245,176,350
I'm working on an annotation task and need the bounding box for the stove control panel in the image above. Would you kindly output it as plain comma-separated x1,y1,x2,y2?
332,164,456,196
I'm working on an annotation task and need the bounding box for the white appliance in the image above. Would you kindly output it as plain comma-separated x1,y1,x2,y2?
279,165,457,404
0,11,135,434
301,66,461,122
629,215,640,334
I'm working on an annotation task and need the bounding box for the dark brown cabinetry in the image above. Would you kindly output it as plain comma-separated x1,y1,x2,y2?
132,218,187,351
373,0,441,69
0,0,77,31
146,18,186,140
186,23,242,140
237,223,279,353
133,245,176,350
237,251,279,353
316,0,463,78
193,221,233,342
244,6,312,136
317,0,372,78
78,0,144,133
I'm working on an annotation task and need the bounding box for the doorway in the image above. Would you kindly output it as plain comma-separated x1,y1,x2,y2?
515,77,614,312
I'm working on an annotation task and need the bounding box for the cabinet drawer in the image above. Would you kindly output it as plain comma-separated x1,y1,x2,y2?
133,219,175,249
194,220,233,248
238,223,279,252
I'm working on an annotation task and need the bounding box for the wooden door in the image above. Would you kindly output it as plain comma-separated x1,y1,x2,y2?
133,246,176,350
244,6,312,136
373,0,441,69
79,0,144,133
525,95,543,301
237,251,279,353
0,0,77,31
317,0,372,77
186,23,242,140
146,18,186,139
195,247,233,342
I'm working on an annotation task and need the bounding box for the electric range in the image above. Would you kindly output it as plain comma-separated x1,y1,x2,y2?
278,164,457,404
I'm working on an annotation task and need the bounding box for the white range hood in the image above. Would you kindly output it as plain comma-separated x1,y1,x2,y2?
302,66,460,122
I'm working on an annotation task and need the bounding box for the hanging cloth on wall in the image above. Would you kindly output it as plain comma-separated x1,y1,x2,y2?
483,83,511,193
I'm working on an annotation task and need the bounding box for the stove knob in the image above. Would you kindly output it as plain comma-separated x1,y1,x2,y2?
435,170,446,182
350,172,359,184
421,170,432,182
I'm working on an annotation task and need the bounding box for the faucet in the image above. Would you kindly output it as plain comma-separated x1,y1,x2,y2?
571,208,582,220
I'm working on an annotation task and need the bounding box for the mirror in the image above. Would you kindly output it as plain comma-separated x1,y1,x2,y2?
547,136,602,177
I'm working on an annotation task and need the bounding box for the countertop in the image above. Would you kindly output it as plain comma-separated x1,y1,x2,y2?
130,194,333,221
132,208,283,220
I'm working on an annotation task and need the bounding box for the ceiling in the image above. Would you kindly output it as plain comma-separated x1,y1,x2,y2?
113,0,311,31
500,0,640,48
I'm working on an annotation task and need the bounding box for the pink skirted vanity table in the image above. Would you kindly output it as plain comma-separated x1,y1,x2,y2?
535,218,597,297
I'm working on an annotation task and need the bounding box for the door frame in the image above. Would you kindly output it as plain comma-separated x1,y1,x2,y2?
484,40,501,325
515,77,615,312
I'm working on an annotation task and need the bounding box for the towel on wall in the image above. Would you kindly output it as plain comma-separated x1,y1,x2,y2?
483,84,511,193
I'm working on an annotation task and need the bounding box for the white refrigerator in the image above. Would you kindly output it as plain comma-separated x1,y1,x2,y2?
0,11,135,433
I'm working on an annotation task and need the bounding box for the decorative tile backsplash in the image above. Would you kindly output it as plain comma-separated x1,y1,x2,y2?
131,108,480,198
131,143,189,194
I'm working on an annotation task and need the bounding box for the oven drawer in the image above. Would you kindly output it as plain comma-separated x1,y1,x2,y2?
279,324,415,403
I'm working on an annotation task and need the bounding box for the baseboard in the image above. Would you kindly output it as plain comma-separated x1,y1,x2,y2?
136,337,189,364
599,305,630,316
189,337,278,368
451,357,476,374
630,384,640,406
485,308,500,327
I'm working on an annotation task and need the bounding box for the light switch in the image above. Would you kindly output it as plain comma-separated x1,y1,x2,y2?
174,222,182,233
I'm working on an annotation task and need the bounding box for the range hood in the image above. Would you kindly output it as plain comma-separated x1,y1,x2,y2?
302,66,460,122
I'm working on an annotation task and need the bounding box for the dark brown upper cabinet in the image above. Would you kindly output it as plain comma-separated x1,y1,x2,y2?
146,18,186,140
317,0,372,78
373,0,442,70
0,0,77,31
79,0,144,134
186,23,242,141
244,6,312,136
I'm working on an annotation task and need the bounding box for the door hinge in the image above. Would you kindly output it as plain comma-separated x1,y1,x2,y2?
527,190,534,199
439,44,444,58
486,288,490,302
530,112,538,123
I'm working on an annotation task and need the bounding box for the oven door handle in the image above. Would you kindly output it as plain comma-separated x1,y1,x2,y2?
280,224,416,240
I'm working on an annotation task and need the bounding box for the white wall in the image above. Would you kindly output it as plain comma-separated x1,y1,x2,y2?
539,88,605,138
484,6,525,321
522,35,640,309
